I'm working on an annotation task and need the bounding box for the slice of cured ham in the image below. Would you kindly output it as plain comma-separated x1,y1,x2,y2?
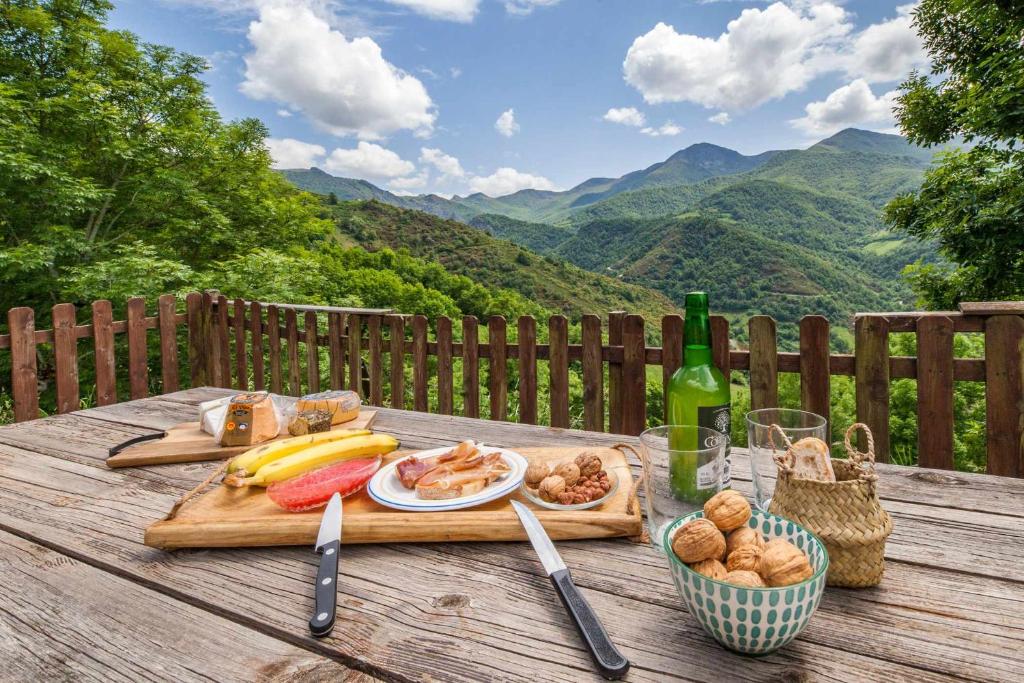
395,440,479,489
414,452,511,500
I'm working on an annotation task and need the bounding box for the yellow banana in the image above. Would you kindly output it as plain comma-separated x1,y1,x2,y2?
228,433,399,487
227,428,371,476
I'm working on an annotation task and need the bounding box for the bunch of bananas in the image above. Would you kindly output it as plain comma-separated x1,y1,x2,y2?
225,429,398,487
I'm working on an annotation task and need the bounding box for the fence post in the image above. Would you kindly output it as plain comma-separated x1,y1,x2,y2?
285,308,301,396
327,311,344,391
368,315,383,406
662,314,683,424
92,300,117,406
463,316,479,418
387,314,405,409
348,314,362,397
267,305,282,394
186,292,207,387
158,294,180,393
917,316,954,469
749,316,778,411
517,316,537,424
620,314,646,436
855,315,890,462
581,314,604,432
304,311,320,394
985,315,1024,477
235,298,248,391
7,307,38,421
52,303,79,414
799,316,830,428
436,316,453,415
126,297,148,399
711,316,731,379
608,311,625,433
549,315,569,428
216,295,231,388
250,301,264,391
488,316,508,421
412,315,428,412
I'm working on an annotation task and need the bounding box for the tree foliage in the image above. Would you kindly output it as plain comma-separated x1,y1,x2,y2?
884,0,1024,308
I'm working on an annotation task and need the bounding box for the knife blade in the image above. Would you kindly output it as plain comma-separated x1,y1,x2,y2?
510,500,630,680
309,492,342,637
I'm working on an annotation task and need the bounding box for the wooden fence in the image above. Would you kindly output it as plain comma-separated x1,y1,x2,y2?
2,293,1022,477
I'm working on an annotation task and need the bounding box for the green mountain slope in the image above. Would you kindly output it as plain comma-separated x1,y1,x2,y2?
468,213,573,254
328,200,677,320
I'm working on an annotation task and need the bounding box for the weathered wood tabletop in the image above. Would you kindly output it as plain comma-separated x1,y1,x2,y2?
1,388,1022,682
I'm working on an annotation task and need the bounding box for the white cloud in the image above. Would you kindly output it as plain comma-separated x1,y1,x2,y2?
419,147,465,178
708,112,731,125
450,66,462,78
495,108,520,137
624,4,853,110
265,137,325,168
389,171,430,193
323,142,416,179
505,0,560,15
790,79,897,137
384,0,479,22
843,4,926,82
603,107,646,127
276,108,293,118
622,2,927,114
468,167,557,196
641,122,683,137
240,2,435,139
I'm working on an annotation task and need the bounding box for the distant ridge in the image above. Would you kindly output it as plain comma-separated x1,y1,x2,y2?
279,128,935,225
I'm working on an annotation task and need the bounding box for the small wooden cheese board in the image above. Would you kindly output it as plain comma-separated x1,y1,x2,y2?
144,446,641,549
106,410,377,469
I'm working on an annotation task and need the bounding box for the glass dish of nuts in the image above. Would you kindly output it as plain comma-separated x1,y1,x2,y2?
518,452,619,510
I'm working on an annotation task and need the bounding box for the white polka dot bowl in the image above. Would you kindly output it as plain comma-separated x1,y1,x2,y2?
662,509,828,655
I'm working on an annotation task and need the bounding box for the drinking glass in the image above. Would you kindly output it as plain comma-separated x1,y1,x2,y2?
745,408,828,511
638,425,727,552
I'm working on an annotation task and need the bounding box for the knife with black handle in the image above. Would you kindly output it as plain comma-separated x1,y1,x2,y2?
309,493,342,638
511,500,630,679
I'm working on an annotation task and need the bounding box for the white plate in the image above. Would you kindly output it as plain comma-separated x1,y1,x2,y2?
367,445,527,511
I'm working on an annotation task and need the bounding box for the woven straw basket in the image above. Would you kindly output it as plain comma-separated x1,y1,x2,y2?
768,423,893,588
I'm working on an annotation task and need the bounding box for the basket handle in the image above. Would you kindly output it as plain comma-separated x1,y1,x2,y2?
767,424,796,475
843,423,879,481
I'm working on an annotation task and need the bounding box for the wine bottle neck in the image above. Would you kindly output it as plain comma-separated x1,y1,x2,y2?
684,312,712,367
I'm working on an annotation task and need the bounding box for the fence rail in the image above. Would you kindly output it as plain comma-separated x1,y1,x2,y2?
2,292,1022,478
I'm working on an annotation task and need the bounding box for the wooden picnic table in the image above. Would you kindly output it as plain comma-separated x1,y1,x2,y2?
0,387,1022,682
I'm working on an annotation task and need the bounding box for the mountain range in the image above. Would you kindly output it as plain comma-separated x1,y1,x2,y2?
284,129,942,348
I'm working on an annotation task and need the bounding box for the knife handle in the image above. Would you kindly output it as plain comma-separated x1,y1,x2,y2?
309,539,340,638
549,569,630,680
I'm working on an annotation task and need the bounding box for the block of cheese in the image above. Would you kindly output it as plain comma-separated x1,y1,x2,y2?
288,409,332,436
295,390,360,425
220,391,280,447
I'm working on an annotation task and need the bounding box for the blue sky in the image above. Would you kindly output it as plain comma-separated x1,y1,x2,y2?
109,1,928,197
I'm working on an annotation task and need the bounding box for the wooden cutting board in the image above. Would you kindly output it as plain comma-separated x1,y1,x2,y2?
106,411,377,469
144,446,641,549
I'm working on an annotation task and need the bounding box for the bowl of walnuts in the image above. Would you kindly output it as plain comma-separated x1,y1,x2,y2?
663,490,829,655
520,451,619,510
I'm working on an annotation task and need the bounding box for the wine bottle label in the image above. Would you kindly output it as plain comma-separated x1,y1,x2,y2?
697,403,732,488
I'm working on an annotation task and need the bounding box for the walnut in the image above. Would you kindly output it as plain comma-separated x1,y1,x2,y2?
725,570,766,587
552,461,581,487
761,539,814,587
689,558,728,581
725,526,766,556
538,475,566,503
574,452,602,478
524,462,551,487
671,518,726,563
703,490,752,532
725,544,763,574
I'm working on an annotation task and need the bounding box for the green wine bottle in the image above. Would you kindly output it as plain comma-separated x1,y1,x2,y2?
666,292,731,503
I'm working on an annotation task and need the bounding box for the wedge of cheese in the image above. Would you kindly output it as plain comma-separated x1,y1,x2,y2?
220,391,280,447
296,390,360,425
